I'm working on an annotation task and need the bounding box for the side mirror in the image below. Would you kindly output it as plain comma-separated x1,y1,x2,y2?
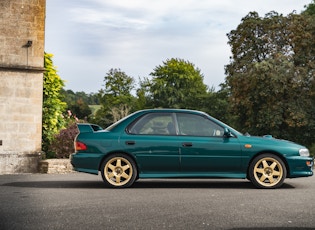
223,128,233,138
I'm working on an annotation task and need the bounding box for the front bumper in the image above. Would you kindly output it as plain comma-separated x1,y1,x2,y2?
286,156,313,178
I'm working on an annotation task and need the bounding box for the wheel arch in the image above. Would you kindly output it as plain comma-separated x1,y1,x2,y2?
98,151,139,178
246,150,290,179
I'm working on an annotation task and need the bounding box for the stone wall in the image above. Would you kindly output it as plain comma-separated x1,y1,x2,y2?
39,159,74,174
0,0,46,174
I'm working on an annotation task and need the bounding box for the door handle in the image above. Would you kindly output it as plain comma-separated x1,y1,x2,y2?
125,141,135,145
182,142,193,147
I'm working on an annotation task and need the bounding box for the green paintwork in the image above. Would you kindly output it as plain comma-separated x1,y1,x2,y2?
71,109,313,183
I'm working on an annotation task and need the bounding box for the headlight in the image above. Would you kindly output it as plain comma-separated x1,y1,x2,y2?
299,148,310,157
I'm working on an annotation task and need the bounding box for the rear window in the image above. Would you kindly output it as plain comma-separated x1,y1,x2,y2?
127,113,175,135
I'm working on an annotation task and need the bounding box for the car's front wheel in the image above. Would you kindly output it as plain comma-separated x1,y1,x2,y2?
101,153,137,188
249,154,287,189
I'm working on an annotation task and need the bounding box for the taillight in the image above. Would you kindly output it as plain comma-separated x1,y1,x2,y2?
75,141,87,151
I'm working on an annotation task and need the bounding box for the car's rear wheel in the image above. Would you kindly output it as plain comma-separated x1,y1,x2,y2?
101,153,137,188
249,154,286,189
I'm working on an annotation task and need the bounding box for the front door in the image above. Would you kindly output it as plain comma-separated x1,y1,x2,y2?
176,113,243,175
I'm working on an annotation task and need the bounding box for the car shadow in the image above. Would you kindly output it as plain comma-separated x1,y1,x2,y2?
133,179,295,189
2,179,295,189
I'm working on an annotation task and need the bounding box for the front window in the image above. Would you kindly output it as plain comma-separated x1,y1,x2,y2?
176,113,224,137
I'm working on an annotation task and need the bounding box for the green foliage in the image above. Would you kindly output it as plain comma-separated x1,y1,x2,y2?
135,77,155,109
60,89,94,120
303,0,315,15
225,11,315,146
42,53,67,152
69,98,91,120
195,87,231,124
309,143,315,157
61,90,100,105
94,68,136,127
89,105,101,116
87,60,230,128
148,58,208,108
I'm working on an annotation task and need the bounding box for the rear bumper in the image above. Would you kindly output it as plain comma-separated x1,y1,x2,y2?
70,152,101,175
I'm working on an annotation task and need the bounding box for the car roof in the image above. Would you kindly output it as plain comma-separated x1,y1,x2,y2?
104,108,208,132
134,108,207,115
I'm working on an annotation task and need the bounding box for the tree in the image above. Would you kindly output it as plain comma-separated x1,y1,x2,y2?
148,58,208,109
195,87,231,124
94,68,136,127
42,53,67,153
60,89,92,120
225,11,315,146
303,0,315,16
70,98,91,120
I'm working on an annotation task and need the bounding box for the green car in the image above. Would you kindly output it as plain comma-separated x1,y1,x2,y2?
70,109,313,189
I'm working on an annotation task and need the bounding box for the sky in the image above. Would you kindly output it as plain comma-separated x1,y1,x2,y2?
45,0,312,93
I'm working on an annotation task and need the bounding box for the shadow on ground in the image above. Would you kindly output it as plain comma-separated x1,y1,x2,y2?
1,179,295,189
229,228,314,230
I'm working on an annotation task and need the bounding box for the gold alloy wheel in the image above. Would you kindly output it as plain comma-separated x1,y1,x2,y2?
253,157,284,187
104,157,133,187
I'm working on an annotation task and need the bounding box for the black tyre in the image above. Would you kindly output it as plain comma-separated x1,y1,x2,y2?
249,153,287,189
101,153,137,188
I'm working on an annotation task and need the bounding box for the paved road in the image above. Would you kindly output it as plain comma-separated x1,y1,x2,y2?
1,173,315,230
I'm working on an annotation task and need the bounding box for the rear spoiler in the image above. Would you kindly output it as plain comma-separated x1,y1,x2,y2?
77,123,103,133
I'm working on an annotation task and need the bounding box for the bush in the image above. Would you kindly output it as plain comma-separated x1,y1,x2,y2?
48,122,79,158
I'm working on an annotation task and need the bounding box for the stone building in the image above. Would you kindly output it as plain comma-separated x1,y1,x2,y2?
0,0,46,173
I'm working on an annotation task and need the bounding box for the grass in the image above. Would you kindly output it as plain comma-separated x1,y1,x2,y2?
89,105,101,116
